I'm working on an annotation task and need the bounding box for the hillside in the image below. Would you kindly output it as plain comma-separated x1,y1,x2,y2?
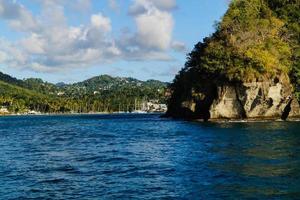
0,72,168,114
61,75,167,99
166,0,300,121
0,80,61,113
0,72,24,87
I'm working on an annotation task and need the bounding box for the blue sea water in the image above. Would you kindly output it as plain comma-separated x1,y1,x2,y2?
0,114,300,200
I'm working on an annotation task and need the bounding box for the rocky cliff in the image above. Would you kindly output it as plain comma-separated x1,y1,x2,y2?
210,76,300,120
165,0,300,121
166,74,300,121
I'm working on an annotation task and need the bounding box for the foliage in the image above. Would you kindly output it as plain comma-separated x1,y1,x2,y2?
266,0,300,98
0,73,167,114
168,0,300,110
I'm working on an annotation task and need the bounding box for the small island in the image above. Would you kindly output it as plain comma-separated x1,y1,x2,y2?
165,0,300,121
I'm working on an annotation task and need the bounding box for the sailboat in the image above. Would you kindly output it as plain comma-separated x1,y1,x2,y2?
132,98,147,114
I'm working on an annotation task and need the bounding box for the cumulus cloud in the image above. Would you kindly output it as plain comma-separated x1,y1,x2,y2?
0,0,38,31
135,7,174,50
22,12,119,72
91,13,112,32
124,0,182,58
0,0,119,72
129,0,176,15
19,34,45,54
0,0,185,73
0,38,28,68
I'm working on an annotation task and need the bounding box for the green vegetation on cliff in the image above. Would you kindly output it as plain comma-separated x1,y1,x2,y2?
168,0,300,112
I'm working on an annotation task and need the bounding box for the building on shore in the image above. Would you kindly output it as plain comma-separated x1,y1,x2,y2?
142,101,167,113
27,110,42,115
0,106,9,114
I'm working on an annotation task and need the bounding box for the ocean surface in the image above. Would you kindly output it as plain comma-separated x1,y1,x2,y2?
0,114,300,200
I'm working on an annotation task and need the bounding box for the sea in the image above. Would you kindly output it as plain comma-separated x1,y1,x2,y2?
0,114,300,199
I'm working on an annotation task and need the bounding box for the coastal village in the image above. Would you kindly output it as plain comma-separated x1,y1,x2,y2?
0,73,168,116
0,100,168,116
0,106,42,115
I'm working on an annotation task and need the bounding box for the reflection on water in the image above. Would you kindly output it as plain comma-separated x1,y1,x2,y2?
208,122,300,198
0,115,300,199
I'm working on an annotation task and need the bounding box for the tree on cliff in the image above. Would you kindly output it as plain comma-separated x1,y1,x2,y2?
167,0,300,116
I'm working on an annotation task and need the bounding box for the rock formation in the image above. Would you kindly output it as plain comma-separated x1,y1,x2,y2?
166,74,300,121
165,0,300,121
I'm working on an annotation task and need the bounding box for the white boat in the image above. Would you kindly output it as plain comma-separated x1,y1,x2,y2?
132,110,147,114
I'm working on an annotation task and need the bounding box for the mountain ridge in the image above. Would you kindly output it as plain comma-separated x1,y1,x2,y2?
0,71,168,114
0,72,168,88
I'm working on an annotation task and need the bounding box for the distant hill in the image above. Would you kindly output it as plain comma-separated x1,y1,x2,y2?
0,71,168,114
0,80,57,113
0,72,24,87
65,75,167,97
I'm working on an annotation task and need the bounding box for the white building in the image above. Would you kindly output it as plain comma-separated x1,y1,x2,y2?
57,92,65,96
145,102,167,112
0,106,9,114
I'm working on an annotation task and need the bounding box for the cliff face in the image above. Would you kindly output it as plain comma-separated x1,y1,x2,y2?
210,76,300,120
167,75,300,121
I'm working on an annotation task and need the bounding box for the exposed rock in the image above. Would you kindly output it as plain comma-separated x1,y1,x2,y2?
210,85,245,119
166,75,300,121
181,101,196,112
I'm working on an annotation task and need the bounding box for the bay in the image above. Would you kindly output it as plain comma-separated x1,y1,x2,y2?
0,114,300,199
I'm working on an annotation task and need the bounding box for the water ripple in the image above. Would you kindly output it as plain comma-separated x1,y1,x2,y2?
0,114,300,199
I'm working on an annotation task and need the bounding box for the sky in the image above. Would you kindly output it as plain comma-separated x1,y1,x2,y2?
0,0,229,83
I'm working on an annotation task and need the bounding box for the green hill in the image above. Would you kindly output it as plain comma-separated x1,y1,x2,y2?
0,80,57,113
0,72,24,87
166,0,300,120
0,72,168,114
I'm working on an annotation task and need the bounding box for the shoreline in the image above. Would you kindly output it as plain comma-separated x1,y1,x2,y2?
0,112,164,117
162,112,300,123
195,117,300,123
2,113,300,122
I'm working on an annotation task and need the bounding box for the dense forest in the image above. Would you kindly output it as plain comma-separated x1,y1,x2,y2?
167,0,300,114
0,72,167,114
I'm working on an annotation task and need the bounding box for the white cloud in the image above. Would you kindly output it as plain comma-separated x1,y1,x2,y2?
0,0,184,74
19,34,45,54
31,62,58,73
0,3,4,15
135,8,174,50
0,51,8,63
0,0,119,72
0,0,38,32
126,0,183,55
129,0,176,15
150,0,177,10
40,1,66,27
91,13,112,32
128,0,148,15
0,38,28,69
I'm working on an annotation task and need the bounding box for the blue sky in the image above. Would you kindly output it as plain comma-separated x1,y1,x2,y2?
0,0,229,83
